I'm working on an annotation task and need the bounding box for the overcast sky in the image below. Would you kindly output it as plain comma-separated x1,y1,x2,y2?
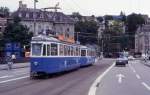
0,0,150,16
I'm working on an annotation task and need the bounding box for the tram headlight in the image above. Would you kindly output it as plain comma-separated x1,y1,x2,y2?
33,62,38,66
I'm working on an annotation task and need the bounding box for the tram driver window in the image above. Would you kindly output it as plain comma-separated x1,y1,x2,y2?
51,43,58,56
32,43,42,56
81,50,86,56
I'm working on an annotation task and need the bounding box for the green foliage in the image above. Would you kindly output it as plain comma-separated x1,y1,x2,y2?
97,16,103,23
126,13,145,49
71,12,82,20
3,16,33,47
0,7,9,17
104,15,113,21
126,13,145,34
75,21,99,44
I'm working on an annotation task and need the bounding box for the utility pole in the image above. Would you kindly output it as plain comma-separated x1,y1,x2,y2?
42,2,61,36
33,0,38,36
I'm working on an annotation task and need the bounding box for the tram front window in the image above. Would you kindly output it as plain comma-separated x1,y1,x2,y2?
32,43,42,56
81,50,86,56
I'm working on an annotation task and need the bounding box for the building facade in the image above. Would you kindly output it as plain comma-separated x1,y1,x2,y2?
135,20,150,54
0,16,7,33
9,1,75,43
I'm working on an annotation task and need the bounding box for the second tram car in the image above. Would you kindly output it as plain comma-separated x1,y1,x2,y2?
30,35,96,77
79,46,96,66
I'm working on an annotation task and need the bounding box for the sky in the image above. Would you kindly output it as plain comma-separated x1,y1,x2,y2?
0,0,150,16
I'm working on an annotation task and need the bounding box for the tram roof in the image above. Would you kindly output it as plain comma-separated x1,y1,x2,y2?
31,35,79,46
80,45,88,49
32,35,60,42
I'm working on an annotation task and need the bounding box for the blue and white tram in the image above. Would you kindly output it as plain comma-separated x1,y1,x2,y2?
30,35,81,76
79,46,96,66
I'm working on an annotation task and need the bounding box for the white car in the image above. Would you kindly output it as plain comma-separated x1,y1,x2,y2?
116,57,128,66
128,56,135,60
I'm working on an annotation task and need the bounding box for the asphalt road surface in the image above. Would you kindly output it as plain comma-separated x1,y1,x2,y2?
0,58,114,95
96,60,150,95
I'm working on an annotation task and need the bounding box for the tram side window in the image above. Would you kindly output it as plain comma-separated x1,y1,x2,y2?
43,44,46,56
64,45,67,56
73,47,76,56
59,44,64,56
32,43,42,56
68,46,71,56
47,44,51,56
76,47,79,56
51,43,58,56
81,50,86,56
78,48,80,56
71,47,73,56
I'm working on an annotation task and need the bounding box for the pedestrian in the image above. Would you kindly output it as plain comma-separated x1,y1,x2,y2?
11,54,16,64
6,55,13,70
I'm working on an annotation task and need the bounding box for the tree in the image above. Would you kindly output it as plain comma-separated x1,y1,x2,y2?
126,13,145,34
126,13,145,49
71,12,82,20
104,15,113,21
120,11,126,22
75,21,99,44
0,7,9,17
97,16,103,23
3,16,33,47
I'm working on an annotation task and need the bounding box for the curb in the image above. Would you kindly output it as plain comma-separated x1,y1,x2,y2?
144,63,150,67
0,63,30,71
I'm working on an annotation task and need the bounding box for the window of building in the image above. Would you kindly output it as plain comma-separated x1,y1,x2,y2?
67,28,70,32
26,13,29,18
30,25,32,28
38,25,41,29
40,13,44,18
51,43,58,56
19,13,22,18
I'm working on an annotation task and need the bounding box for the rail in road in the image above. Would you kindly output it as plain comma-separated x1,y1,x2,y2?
0,58,114,95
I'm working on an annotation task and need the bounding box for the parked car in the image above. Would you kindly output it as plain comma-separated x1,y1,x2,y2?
116,57,128,66
128,56,135,60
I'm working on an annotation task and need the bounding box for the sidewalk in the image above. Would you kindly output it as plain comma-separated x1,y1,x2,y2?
0,63,30,70
141,60,150,67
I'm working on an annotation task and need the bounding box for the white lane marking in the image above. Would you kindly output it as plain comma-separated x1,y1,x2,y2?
14,72,29,75
0,75,13,79
129,64,136,73
136,74,141,79
14,71,28,74
88,62,115,95
0,76,29,84
116,74,125,84
142,82,150,91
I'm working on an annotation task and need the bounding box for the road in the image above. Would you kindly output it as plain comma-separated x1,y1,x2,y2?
0,58,114,95
96,60,150,95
